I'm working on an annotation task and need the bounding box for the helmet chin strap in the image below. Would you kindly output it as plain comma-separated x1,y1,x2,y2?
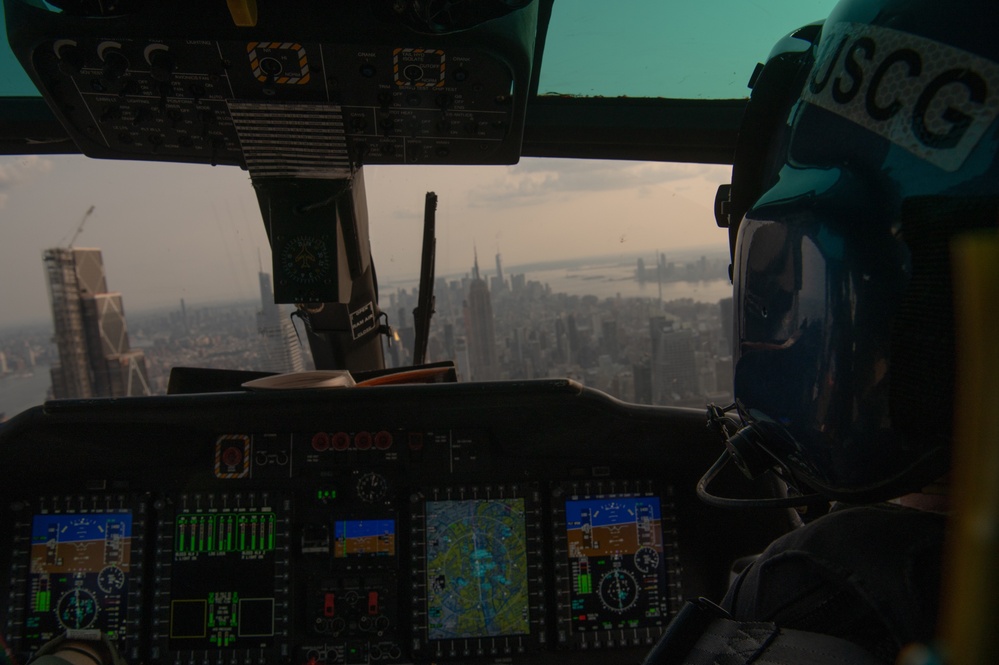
700,404,825,509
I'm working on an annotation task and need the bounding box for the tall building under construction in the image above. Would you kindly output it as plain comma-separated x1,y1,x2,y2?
44,247,151,399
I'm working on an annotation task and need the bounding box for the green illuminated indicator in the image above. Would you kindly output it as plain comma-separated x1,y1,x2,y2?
316,489,336,500
176,512,277,553
578,574,592,594
35,591,51,612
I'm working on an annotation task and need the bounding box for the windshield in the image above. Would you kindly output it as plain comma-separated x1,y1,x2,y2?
0,0,838,420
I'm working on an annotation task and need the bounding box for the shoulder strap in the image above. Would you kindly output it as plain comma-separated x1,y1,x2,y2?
644,599,885,665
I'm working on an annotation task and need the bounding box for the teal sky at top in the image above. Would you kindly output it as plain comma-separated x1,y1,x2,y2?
0,2,41,96
539,0,838,98
1,0,839,99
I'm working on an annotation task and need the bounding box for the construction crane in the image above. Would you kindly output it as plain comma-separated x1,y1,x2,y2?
66,205,95,248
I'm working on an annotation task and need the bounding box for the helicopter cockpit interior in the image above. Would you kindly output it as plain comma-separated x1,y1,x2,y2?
0,2,857,665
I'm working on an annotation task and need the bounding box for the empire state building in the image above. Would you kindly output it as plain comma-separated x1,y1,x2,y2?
463,251,499,381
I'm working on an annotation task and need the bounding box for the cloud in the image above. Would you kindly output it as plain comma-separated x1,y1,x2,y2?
466,159,722,207
0,156,54,207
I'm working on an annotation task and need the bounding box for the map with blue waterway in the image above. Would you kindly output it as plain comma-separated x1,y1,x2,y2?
425,499,529,640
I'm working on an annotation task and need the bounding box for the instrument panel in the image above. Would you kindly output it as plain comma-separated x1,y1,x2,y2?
0,380,790,665
4,1,536,173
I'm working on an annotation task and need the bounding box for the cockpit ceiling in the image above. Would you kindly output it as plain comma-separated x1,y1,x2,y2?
0,0,836,163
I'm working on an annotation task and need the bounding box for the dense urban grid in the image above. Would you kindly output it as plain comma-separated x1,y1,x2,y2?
0,252,733,420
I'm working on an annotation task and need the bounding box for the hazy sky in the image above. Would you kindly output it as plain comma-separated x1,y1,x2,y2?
0,154,731,329
0,0,841,330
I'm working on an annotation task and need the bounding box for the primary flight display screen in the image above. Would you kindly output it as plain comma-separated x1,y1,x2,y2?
424,498,530,640
564,494,669,633
333,519,396,557
24,511,133,642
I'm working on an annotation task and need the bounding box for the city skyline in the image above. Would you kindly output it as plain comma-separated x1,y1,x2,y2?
0,155,732,329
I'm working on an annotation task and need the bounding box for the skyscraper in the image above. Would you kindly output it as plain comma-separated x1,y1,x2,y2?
44,247,151,399
256,271,306,374
650,320,698,405
463,251,499,381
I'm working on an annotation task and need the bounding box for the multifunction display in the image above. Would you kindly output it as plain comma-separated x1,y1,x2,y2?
24,512,134,642
553,483,679,650
169,511,277,648
425,498,530,639
333,519,395,557
153,493,291,661
564,495,668,631
410,485,546,659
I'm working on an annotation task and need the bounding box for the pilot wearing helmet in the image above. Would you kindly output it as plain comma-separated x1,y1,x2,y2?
648,0,999,663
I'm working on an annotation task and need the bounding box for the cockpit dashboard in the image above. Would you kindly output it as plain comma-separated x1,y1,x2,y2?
0,381,792,665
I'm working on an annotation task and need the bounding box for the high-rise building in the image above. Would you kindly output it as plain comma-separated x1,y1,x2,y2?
492,252,506,294
463,251,499,380
256,271,306,374
650,320,698,405
44,247,151,399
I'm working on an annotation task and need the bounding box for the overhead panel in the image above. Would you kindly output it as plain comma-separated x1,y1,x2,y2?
3,1,536,169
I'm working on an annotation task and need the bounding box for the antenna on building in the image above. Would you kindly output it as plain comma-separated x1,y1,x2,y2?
63,205,95,248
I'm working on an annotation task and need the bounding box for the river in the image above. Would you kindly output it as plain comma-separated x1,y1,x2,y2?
0,367,51,421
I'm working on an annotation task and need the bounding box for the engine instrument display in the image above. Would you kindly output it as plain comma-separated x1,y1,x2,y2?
23,510,134,646
161,496,289,655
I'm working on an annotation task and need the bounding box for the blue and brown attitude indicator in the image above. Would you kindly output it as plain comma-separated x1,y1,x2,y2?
246,42,310,85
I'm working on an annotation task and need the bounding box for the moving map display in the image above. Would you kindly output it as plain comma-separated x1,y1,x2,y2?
564,494,668,632
425,498,530,640
24,512,133,646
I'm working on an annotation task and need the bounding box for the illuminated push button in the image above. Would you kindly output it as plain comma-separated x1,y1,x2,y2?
311,432,330,452
332,432,351,451
222,446,243,467
374,431,393,450
354,431,373,450
324,592,335,617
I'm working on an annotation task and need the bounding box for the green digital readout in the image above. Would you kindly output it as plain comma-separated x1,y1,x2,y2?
175,512,276,554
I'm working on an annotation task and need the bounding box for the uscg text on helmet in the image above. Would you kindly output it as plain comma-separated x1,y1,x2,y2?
801,22,999,172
